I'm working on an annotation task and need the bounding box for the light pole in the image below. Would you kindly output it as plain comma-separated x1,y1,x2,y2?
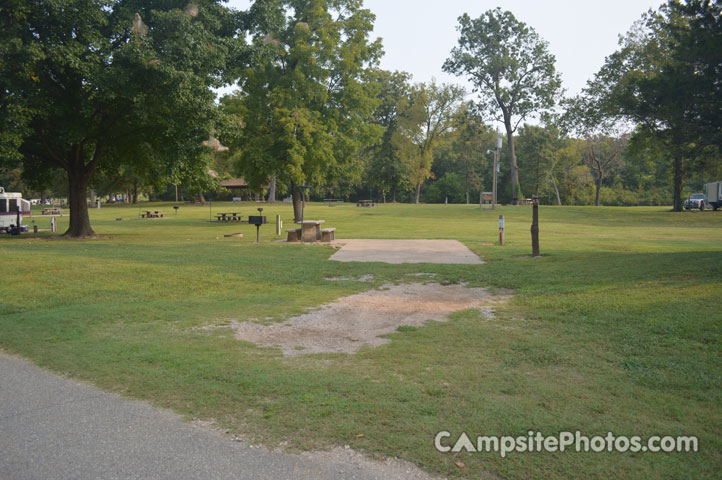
493,134,502,210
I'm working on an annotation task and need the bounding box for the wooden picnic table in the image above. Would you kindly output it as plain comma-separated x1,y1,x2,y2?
356,199,375,207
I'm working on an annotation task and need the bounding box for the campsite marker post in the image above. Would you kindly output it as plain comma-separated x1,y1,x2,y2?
499,215,504,246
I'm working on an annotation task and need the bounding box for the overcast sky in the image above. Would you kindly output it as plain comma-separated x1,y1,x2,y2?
224,0,661,98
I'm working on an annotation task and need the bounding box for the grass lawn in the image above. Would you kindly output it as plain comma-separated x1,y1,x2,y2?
1,201,720,479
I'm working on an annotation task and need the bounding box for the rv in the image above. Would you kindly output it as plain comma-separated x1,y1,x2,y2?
0,187,31,232
703,181,722,211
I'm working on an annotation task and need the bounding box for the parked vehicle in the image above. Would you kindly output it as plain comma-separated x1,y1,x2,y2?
0,187,31,233
704,181,722,211
684,193,706,210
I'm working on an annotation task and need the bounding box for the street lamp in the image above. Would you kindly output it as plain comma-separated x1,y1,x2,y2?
493,134,502,209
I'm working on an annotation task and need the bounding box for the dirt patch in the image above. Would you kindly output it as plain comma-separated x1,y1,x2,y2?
325,274,375,282
231,283,505,355
329,239,484,264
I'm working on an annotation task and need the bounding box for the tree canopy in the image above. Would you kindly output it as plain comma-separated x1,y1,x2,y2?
444,8,562,204
229,0,383,220
568,0,721,211
393,81,465,204
0,0,245,236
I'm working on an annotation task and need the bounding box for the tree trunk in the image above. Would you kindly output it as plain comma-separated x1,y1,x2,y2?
40,191,47,205
504,120,521,205
268,176,277,203
673,154,685,212
65,168,95,238
291,184,303,222
414,181,421,204
465,149,471,205
595,173,603,206
198,192,206,204
132,179,138,204
391,185,397,203
551,173,562,206
89,188,95,206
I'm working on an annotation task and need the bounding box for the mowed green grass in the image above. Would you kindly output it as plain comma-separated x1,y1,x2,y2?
1,202,720,479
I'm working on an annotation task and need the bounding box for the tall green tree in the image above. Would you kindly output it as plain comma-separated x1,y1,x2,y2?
572,0,721,211
448,102,492,204
394,81,465,204
581,135,627,206
515,124,564,204
0,0,244,236
233,0,383,221
444,8,562,205
363,69,413,203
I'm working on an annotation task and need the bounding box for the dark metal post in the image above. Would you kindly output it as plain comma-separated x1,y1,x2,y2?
531,196,540,257
256,207,263,243
13,205,21,235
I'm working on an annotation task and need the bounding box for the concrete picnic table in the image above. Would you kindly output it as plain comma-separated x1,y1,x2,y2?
297,220,325,242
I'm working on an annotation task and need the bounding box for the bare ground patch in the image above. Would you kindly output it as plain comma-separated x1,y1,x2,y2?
231,283,509,356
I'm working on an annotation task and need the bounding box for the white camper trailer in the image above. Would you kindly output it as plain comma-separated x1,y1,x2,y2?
0,187,31,232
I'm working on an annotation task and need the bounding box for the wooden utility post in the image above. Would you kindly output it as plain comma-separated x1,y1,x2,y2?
531,196,540,257
499,214,504,245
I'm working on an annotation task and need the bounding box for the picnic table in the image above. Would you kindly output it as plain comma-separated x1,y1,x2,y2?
142,210,164,218
42,207,62,216
298,220,324,242
215,212,242,222
356,199,375,207
285,219,335,242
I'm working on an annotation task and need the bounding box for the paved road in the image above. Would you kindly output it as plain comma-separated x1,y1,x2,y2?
0,351,420,480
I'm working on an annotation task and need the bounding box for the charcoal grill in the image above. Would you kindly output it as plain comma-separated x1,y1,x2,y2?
248,208,267,242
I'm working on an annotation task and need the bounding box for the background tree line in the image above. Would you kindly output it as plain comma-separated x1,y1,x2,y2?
1,0,720,236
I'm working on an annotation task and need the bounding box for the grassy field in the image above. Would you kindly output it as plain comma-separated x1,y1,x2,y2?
1,201,720,479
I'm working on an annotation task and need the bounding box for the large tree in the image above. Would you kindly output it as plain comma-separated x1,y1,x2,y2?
363,69,413,203
515,124,564,205
444,8,562,205
0,0,244,236
581,135,627,206
448,102,491,204
572,0,721,211
232,0,382,221
394,81,465,204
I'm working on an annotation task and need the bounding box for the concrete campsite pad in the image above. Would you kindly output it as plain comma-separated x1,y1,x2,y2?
328,239,484,264
232,282,508,355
